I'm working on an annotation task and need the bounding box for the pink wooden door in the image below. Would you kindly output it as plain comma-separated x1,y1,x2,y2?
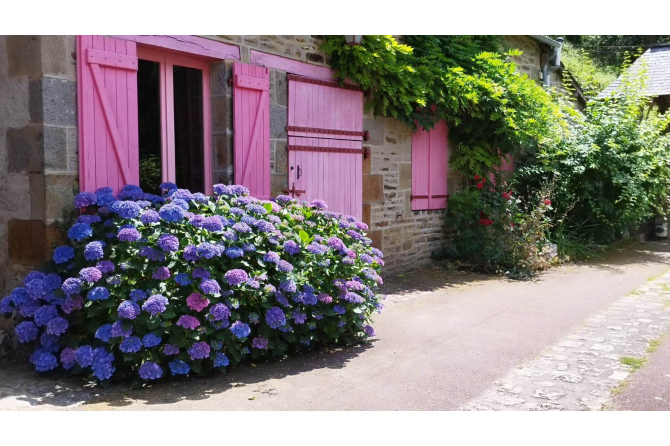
233,62,270,199
411,120,448,210
77,35,139,194
287,75,364,219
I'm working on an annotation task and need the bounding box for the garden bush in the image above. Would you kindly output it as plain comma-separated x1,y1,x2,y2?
442,175,554,279
0,184,384,384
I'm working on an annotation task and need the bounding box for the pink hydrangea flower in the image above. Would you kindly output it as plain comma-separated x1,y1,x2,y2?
186,293,210,312
176,315,200,330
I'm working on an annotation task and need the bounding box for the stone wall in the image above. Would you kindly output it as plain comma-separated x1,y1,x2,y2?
504,35,564,88
211,35,327,66
0,36,78,350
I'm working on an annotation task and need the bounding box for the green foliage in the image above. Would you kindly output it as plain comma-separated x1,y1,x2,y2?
442,176,554,279
139,154,162,195
517,62,670,244
321,35,564,175
560,42,617,99
560,35,670,70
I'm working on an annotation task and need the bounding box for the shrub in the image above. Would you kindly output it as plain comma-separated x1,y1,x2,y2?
1,184,384,384
443,175,553,279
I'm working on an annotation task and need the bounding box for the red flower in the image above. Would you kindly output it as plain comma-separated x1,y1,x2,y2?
544,199,552,205
482,177,486,183
476,182,483,189
502,191,512,200
478,218,494,226
474,175,481,180
510,223,515,228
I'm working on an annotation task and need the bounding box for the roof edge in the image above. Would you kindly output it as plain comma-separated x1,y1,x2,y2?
529,35,561,48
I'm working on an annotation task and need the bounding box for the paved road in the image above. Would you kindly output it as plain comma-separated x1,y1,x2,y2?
1,240,669,410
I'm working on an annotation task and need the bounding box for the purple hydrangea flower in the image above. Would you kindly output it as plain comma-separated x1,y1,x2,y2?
202,216,224,232
176,315,201,330
96,260,115,274
62,295,83,314
74,191,96,208
310,199,327,209
77,214,101,224
263,252,280,263
327,237,346,251
333,305,346,314
143,294,168,316
117,227,141,242
53,246,75,264
199,279,221,295
163,344,180,355
68,223,93,241
139,246,165,261
60,347,78,369
196,242,222,259
265,307,286,329
280,279,297,293
88,286,110,301
120,336,142,353
293,311,307,324
157,234,180,252
140,209,160,224
223,269,248,287
84,241,105,261
188,341,211,360
61,277,82,295
111,320,132,338
80,267,102,283
277,260,294,273
183,244,198,261
364,324,375,336
232,222,251,233
139,361,163,380
283,240,301,255
208,303,231,321
252,336,269,349
152,266,171,280
118,300,141,319
112,200,142,219
229,321,251,339
169,360,190,375
40,333,60,352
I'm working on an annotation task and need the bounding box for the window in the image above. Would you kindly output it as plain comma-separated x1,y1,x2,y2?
137,48,212,194
411,120,449,211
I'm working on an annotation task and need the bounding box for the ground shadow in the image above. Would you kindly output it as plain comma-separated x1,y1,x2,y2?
0,341,375,409
571,239,670,274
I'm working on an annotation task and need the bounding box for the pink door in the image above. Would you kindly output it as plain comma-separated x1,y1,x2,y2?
287,75,364,219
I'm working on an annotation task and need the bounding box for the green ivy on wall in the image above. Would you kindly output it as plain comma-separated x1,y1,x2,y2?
321,35,566,175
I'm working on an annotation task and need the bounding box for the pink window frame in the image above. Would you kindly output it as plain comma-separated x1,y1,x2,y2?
137,46,213,195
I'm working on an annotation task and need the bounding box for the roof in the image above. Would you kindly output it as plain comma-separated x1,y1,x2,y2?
529,35,561,48
598,46,670,98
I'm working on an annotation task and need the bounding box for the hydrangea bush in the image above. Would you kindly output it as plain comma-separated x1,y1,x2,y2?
1,183,384,383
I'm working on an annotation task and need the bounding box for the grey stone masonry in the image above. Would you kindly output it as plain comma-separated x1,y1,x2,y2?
462,271,670,411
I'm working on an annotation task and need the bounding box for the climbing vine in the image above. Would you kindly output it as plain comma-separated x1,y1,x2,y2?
321,35,565,175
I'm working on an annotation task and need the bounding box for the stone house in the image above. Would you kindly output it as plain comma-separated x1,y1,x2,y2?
0,34,566,302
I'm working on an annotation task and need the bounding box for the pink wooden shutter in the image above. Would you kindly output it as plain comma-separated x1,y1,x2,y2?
233,62,270,199
77,35,139,194
411,120,448,210
287,76,364,219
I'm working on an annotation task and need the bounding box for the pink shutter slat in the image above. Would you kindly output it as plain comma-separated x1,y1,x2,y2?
233,62,270,199
429,121,448,210
411,128,431,211
77,35,139,194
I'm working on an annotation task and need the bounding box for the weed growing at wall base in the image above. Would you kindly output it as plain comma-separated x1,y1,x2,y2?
1,184,384,385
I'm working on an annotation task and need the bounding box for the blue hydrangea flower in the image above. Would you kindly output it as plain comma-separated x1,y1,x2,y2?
232,222,251,233
171,198,190,211
333,305,346,314
118,300,140,319
130,289,147,301
229,321,251,339
120,336,142,353
160,182,178,192
192,268,210,279
277,260,294,273
77,214,102,224
199,278,221,295
111,200,141,219
187,341,211,360
68,223,93,241
202,216,224,232
256,221,276,233
139,361,163,380
46,316,69,336
225,246,244,258
265,307,286,329
88,286,110,301
33,305,58,327
213,184,231,195
74,191,96,208
139,246,165,261
96,260,115,274
15,321,38,343
95,187,116,206
95,324,113,342
60,347,78,370
0,296,13,316
159,203,186,222
152,266,171,280
213,352,230,367
111,321,132,338
208,303,231,321
142,332,162,348
91,347,115,380
242,243,257,252
53,246,75,264
40,333,60,352
196,242,222,259
79,267,102,283
76,345,94,367
140,209,160,224
174,273,192,286
169,360,191,375
30,349,58,372
163,344,179,355
84,241,105,261
280,279,297,293
118,185,145,200
183,244,198,261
